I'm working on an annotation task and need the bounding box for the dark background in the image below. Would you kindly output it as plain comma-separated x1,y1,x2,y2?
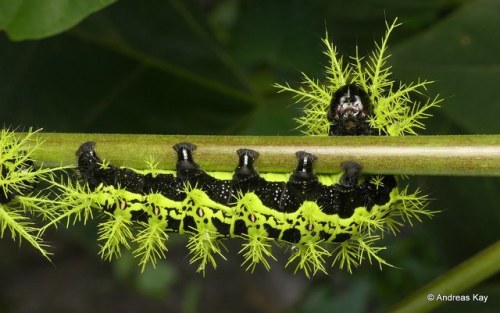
1,0,499,312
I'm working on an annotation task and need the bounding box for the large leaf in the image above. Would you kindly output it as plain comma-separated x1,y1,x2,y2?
0,0,116,40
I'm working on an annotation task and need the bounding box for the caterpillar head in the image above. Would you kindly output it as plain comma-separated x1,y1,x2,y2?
275,19,441,137
327,84,374,136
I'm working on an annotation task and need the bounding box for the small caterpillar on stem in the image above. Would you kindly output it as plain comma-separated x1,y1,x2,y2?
70,139,404,276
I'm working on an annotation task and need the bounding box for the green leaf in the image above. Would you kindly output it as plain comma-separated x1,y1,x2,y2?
0,0,116,40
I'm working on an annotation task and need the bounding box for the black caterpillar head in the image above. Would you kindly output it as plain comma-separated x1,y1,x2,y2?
327,84,374,136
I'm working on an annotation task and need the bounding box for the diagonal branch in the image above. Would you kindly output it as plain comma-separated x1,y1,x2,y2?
20,133,500,177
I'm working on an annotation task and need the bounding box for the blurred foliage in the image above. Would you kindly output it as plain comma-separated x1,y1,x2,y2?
0,0,116,40
0,0,499,312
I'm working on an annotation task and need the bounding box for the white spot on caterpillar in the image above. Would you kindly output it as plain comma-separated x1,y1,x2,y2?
197,207,204,217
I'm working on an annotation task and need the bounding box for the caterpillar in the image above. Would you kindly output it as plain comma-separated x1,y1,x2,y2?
74,138,402,276
46,19,439,276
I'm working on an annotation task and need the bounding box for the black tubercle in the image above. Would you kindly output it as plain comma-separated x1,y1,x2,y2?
173,142,201,180
233,149,259,181
291,151,317,182
280,151,321,212
232,148,261,192
340,161,362,188
328,84,374,136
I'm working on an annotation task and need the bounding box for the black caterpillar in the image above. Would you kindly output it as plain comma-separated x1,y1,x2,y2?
65,83,418,275
76,140,396,245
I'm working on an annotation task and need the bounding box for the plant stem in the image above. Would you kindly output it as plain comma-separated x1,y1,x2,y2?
389,240,500,313
22,133,500,176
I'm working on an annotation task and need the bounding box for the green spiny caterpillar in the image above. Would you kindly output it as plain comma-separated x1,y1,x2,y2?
43,19,440,276
0,128,66,259
73,140,405,275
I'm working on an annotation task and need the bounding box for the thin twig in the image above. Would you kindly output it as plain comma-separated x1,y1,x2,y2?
22,133,500,176
389,240,500,313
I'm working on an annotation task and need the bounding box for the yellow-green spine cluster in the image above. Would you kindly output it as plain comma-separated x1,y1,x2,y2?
275,19,441,137
39,162,432,277
0,129,67,259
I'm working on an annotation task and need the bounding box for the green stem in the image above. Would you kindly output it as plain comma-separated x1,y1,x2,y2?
23,133,500,176
389,240,500,313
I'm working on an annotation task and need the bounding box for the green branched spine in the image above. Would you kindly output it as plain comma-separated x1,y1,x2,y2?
0,129,68,259
133,218,169,272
